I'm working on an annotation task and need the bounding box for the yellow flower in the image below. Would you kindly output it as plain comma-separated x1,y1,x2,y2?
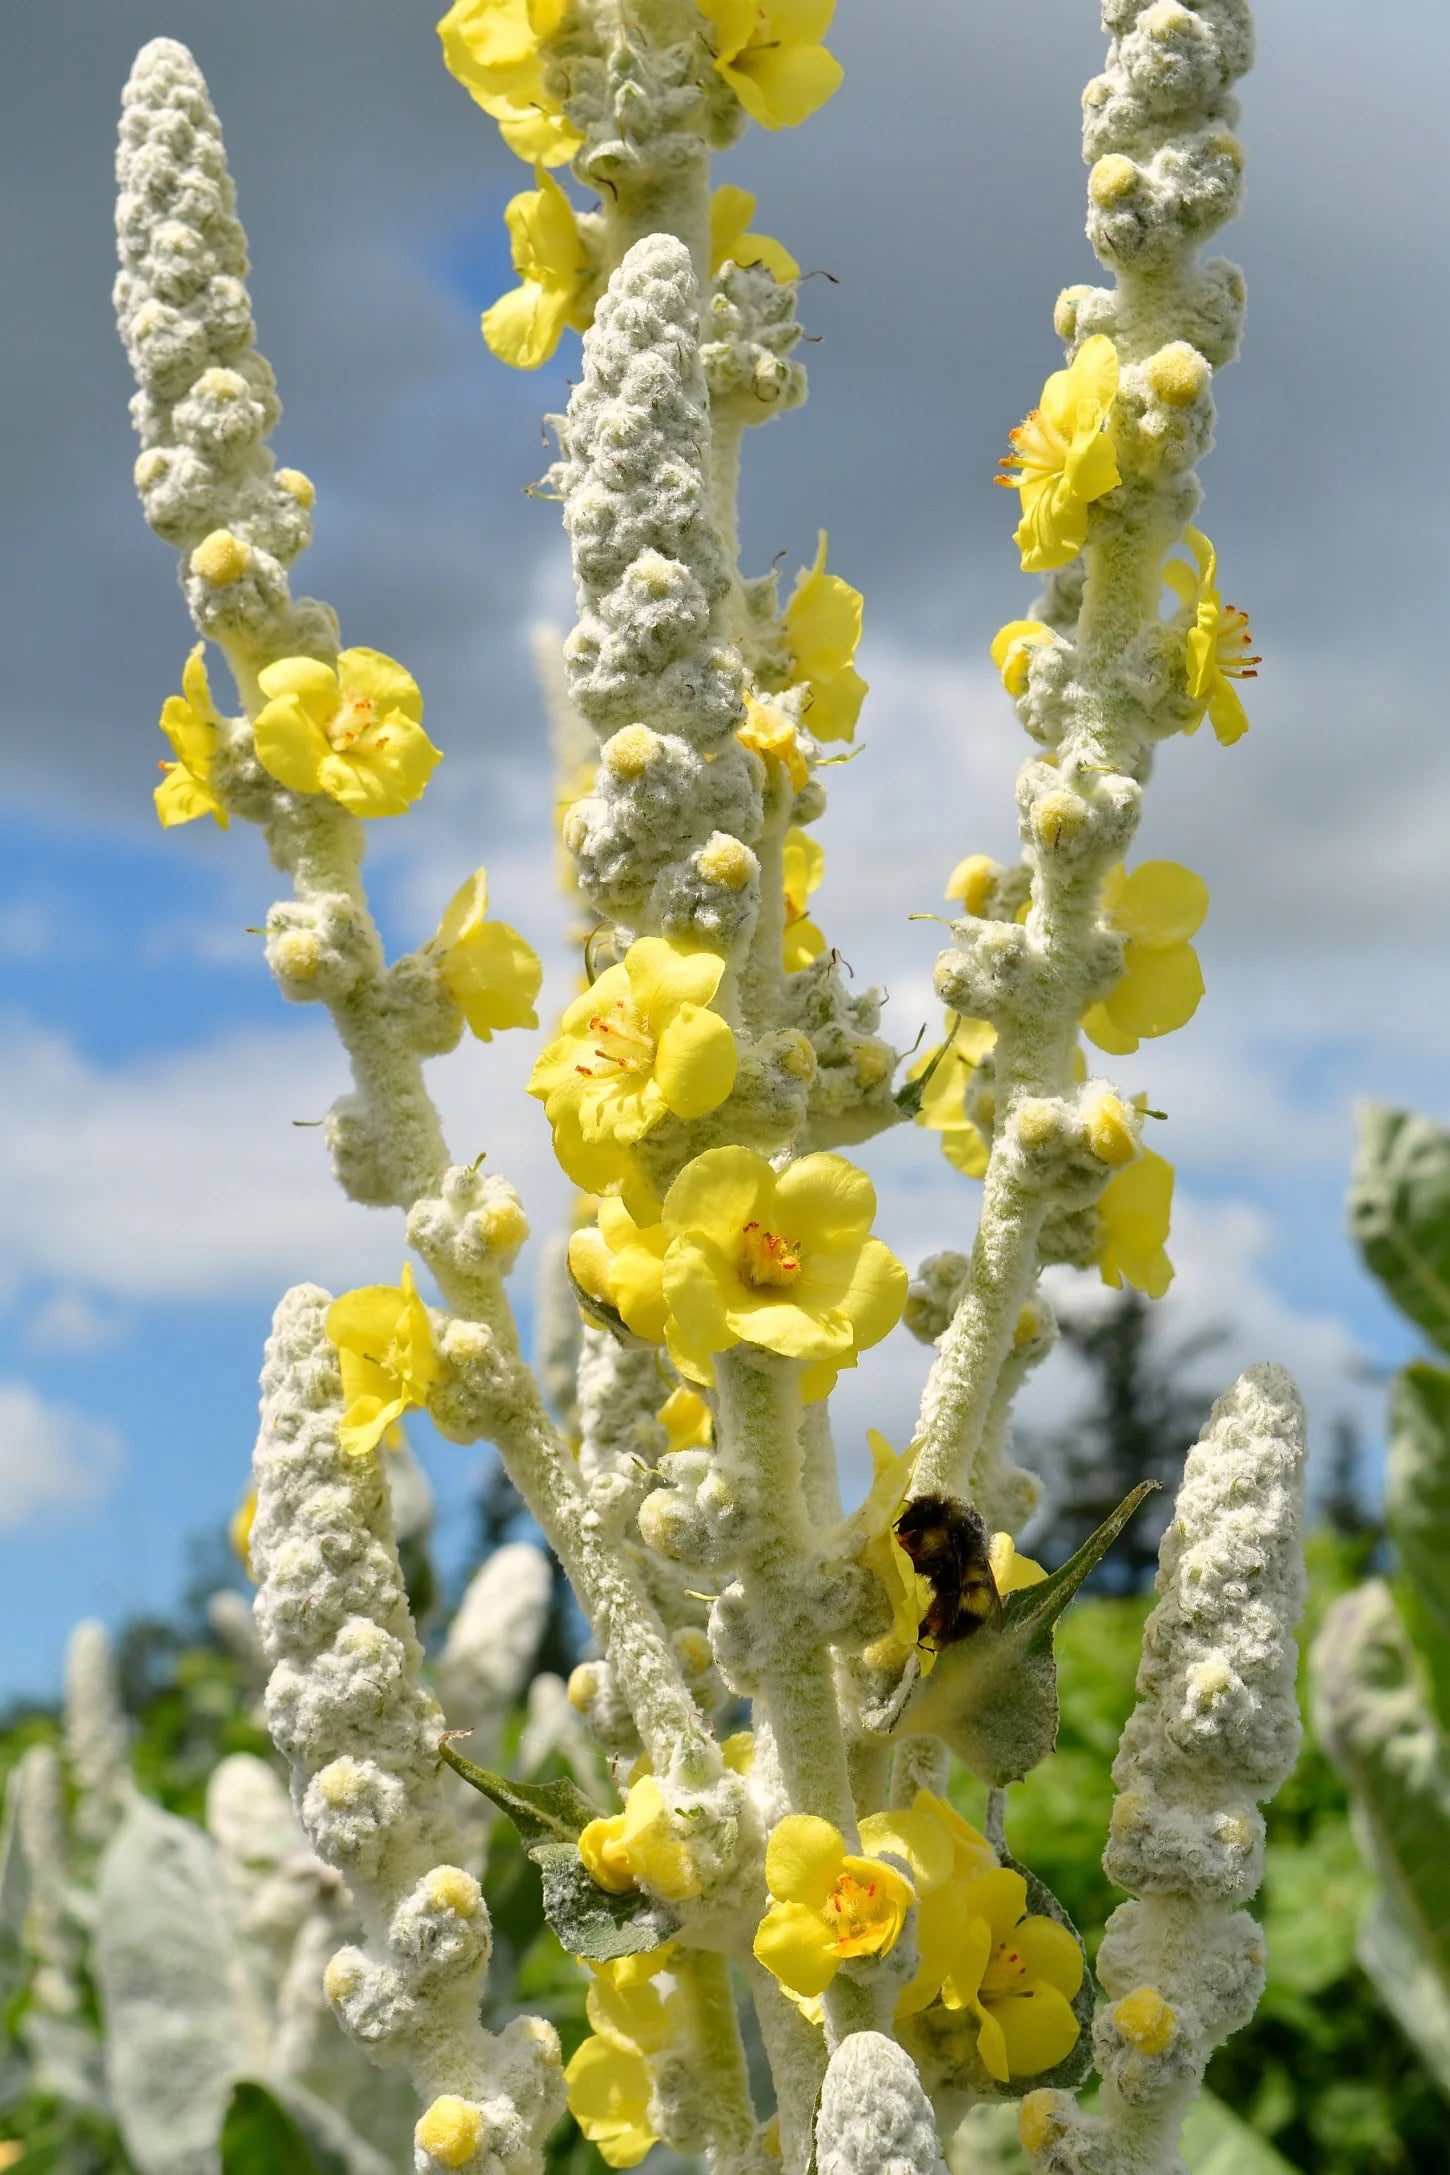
229,1488,257,1580
990,619,1056,698
783,532,868,744
437,0,582,165
426,869,542,1040
753,1814,916,1998
568,1199,670,1339
659,1148,908,1381
326,1266,440,1458
997,336,1121,573
657,1385,712,1452
696,0,843,131
782,826,826,970
529,938,738,1205
910,1018,996,1180
944,855,1000,917
254,649,440,817
483,165,594,369
739,694,808,792
1097,1147,1174,1299
1081,861,1208,1057
565,1966,681,2169
937,1868,1084,2082
155,645,229,829
1164,524,1258,745
578,1779,699,1904
896,1791,1001,2017
710,184,800,283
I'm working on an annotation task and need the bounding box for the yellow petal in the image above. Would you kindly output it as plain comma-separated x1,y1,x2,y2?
897,1879,972,2016
804,664,867,745
1105,940,1204,1040
483,277,569,370
722,39,843,129
783,915,827,971
1008,1918,1086,2003
753,1900,841,1997
1206,676,1250,746
1110,861,1208,946
155,766,227,830
339,647,423,726
624,935,724,1025
987,1980,1082,2078
180,642,219,722
440,918,542,1039
653,1005,738,1118
662,1146,773,1243
911,1790,999,1881
565,2036,656,2166
436,868,488,947
764,1814,844,1909
1097,1149,1174,1298
785,534,862,679
958,1868,1029,1948
940,1125,989,1178
858,1808,955,1896
325,717,443,818
1081,1001,1139,1057
256,656,339,729
710,183,756,272
990,620,1053,698
973,2000,1012,2083
773,1153,876,1247
253,695,328,796
836,1236,910,1353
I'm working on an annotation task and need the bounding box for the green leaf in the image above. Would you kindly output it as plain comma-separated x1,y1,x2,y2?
892,1031,955,1120
531,1843,679,1962
898,1486,1156,1788
439,1742,599,1848
1179,2091,1299,2174
1001,1482,1158,1642
220,2082,322,2175
1388,1362,1450,1725
1311,1579,1450,2096
440,1743,677,1962
1349,1103,1450,1355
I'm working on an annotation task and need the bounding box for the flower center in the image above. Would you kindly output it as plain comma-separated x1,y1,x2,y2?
739,1221,802,1289
981,1940,1030,1997
1002,407,1068,482
825,1871,887,1953
326,691,375,753
574,997,656,1079
1215,604,1260,681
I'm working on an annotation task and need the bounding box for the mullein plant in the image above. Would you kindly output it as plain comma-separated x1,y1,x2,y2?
110,5,1309,2170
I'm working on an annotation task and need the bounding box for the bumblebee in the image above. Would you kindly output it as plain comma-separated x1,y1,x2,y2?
893,1493,1001,1651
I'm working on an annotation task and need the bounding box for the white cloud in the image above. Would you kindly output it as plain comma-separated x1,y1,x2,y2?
0,1381,121,1529
26,1290,123,1355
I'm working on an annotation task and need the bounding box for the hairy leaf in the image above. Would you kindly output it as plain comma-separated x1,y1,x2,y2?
532,1843,679,1962
1180,2091,1298,2173
1388,1362,1450,1724
92,1795,241,2175
439,1742,598,1848
1349,1104,1450,1356
1312,1580,1450,2094
1001,1481,1158,1642
221,2082,323,2175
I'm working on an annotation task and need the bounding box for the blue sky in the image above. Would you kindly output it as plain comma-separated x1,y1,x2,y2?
1,0,1444,1697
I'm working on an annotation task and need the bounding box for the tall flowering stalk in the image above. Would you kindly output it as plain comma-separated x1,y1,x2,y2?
110,6,1310,2173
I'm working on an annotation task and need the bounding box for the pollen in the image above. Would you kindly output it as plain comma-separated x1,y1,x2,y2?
574,997,655,1077
739,1221,802,1289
